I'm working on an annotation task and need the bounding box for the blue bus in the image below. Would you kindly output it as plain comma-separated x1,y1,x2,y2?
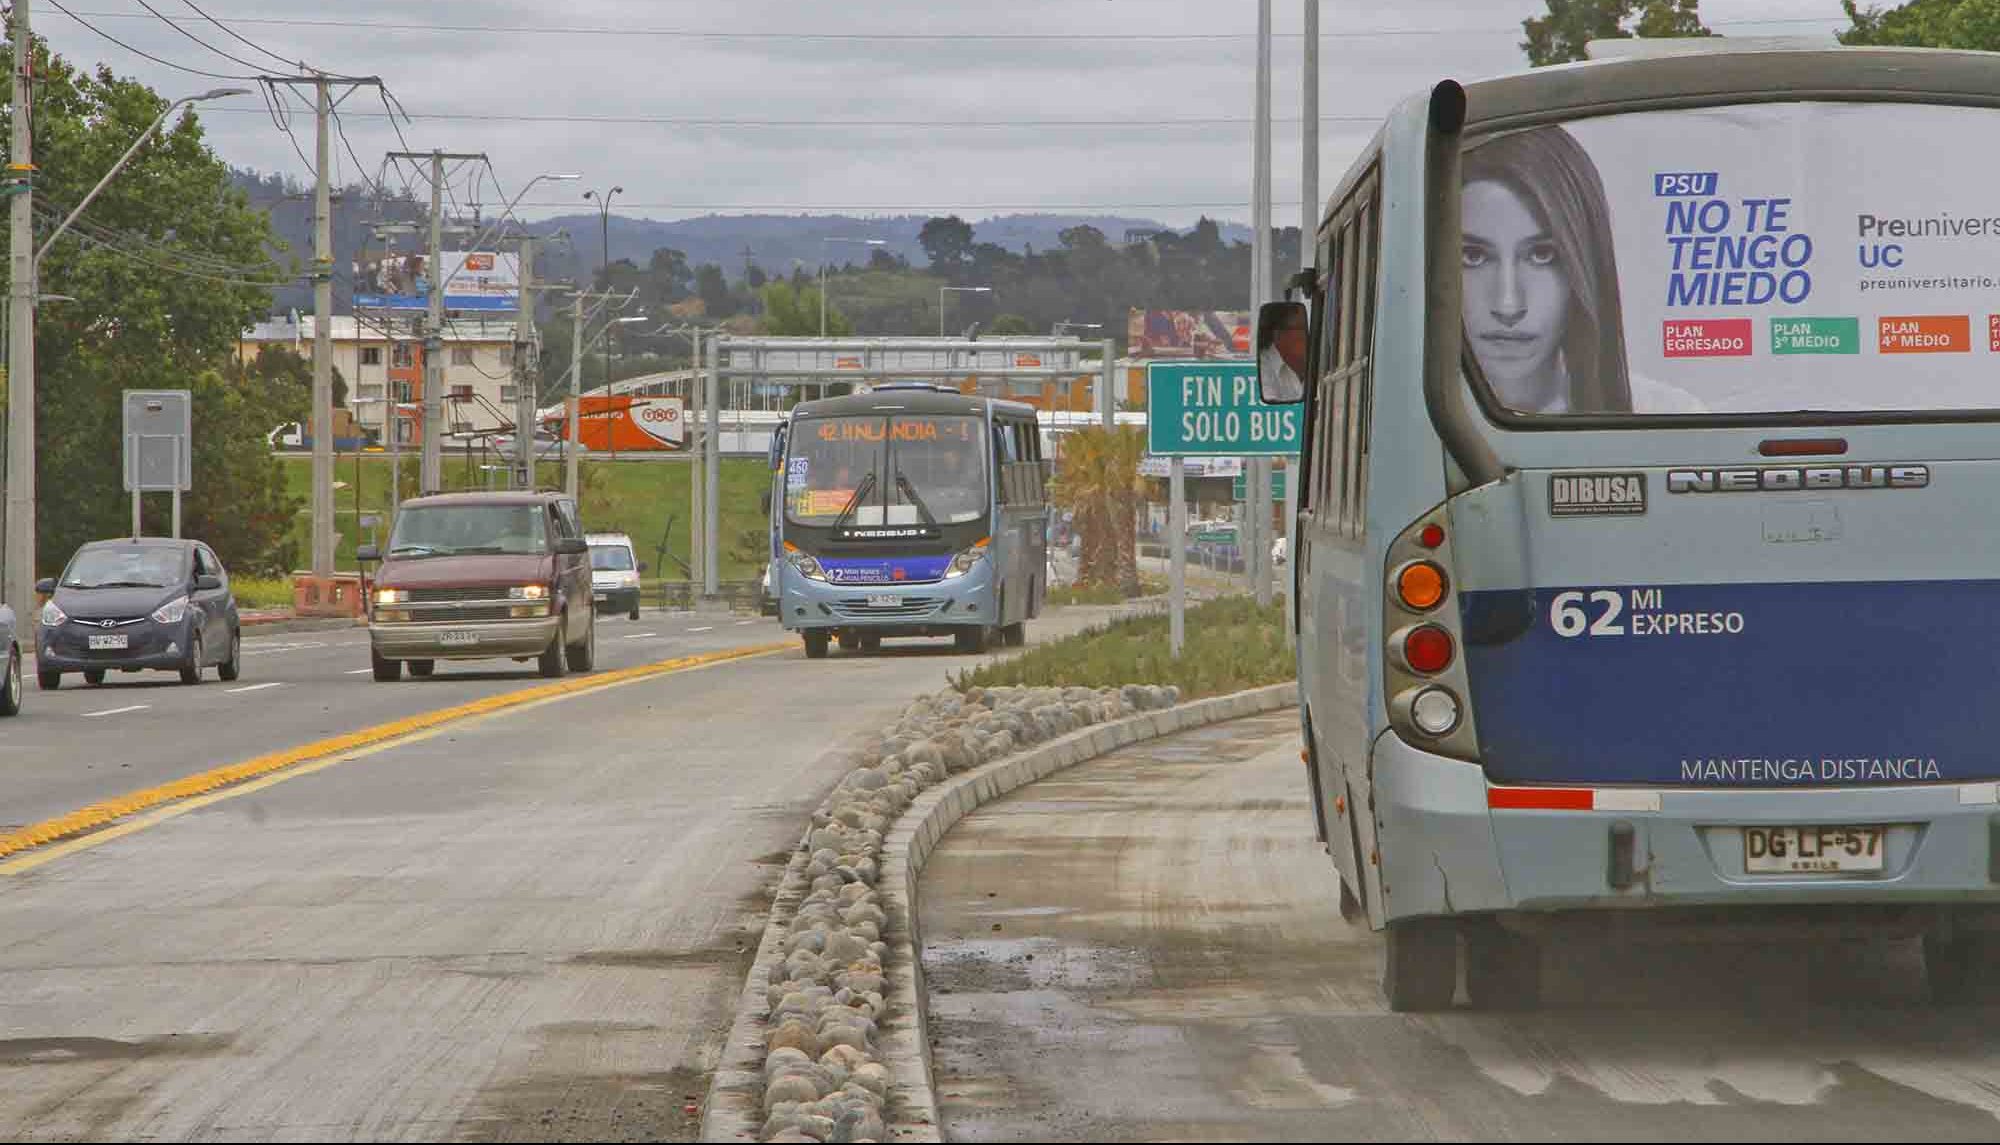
1259,44,2000,1009
769,384,1048,657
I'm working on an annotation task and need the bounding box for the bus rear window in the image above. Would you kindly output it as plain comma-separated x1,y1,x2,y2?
1461,102,2000,419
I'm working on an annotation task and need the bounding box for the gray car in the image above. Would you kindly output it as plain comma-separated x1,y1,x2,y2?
35,538,242,689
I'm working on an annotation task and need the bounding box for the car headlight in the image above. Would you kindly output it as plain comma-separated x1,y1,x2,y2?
509,584,549,600
787,550,827,583
375,587,407,605
40,600,65,627
152,596,190,625
944,539,992,580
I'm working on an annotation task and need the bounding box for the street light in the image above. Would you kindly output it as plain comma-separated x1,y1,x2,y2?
582,186,624,289
939,286,993,337
820,237,885,338
8,85,248,622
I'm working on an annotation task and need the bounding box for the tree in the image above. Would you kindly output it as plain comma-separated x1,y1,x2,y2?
918,216,976,276
7,37,294,574
182,358,307,575
694,263,735,318
989,314,1033,336
1049,425,1147,595
1523,0,1713,65
1841,0,2000,47
758,281,851,336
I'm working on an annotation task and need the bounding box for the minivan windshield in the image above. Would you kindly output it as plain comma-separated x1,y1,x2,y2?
388,504,547,557
589,545,634,571
1461,102,2000,419
62,546,186,589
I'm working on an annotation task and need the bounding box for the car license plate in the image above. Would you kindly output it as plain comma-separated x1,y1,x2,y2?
866,594,900,609
593,592,608,602
1743,825,1885,873
440,630,480,647
87,633,128,650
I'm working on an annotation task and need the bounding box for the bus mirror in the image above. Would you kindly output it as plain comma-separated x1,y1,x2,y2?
1257,300,1309,404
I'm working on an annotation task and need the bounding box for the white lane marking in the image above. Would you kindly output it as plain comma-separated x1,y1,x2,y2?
689,626,714,633
735,620,756,626
622,632,658,640
83,704,150,719
345,668,374,675
226,682,285,695
240,641,328,657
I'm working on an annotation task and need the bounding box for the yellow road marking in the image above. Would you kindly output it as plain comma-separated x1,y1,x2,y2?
0,641,792,872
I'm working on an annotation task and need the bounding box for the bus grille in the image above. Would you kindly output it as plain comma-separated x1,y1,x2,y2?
827,597,943,620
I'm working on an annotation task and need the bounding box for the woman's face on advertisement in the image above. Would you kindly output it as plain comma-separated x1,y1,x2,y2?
1462,179,1568,400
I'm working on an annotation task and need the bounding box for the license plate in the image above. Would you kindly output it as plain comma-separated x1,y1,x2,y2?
866,594,900,608
1743,825,1886,873
87,633,128,650
593,592,608,602
440,630,480,647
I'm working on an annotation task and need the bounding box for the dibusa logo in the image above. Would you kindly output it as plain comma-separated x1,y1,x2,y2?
1549,472,1647,518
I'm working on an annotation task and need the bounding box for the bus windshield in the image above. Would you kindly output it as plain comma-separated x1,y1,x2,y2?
1461,102,2000,419
786,414,988,528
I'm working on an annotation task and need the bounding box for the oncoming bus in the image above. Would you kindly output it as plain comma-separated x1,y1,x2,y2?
1259,44,2000,1010
770,384,1047,658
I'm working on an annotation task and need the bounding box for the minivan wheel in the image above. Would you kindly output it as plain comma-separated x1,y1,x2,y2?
0,645,21,716
371,649,402,682
566,614,596,673
180,635,205,685
407,659,435,678
538,635,567,678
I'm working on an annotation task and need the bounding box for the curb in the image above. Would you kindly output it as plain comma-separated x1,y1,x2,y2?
240,615,365,635
699,680,1299,1142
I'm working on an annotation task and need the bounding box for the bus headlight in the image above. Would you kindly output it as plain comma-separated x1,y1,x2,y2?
944,538,991,579
787,550,828,582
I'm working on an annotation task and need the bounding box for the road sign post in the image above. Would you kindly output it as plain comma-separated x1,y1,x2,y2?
1146,360,1301,655
122,390,192,539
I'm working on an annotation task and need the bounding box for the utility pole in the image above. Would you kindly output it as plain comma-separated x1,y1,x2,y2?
512,236,538,489
567,292,583,497
264,75,385,581
1288,0,1317,644
1249,0,1274,609
688,328,702,590
5,0,34,622
387,149,486,494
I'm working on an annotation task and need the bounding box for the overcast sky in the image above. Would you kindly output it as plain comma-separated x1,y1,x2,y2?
40,0,1851,230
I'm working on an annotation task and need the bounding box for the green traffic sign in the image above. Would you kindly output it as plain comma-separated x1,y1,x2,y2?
1147,361,1301,457
1231,470,1287,501
1193,529,1238,545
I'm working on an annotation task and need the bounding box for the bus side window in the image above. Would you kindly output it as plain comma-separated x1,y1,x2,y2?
1311,234,1344,525
1309,166,1379,539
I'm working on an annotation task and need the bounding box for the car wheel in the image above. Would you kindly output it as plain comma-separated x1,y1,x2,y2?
538,634,567,678
371,648,402,682
179,634,205,685
83,668,106,686
37,668,59,691
565,613,596,673
217,629,241,682
407,659,435,678
0,645,21,716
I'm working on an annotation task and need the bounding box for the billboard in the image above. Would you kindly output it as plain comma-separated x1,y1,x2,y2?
353,250,519,312
1126,310,1251,359
1463,104,2000,416
558,395,687,451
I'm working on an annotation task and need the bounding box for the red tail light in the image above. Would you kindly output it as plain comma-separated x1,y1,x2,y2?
1418,523,1446,548
1403,625,1455,674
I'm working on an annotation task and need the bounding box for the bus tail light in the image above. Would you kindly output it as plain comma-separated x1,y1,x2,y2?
1408,687,1461,736
1395,561,1448,611
1394,624,1455,674
1383,506,1481,762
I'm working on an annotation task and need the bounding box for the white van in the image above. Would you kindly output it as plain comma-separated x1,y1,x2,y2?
586,533,644,620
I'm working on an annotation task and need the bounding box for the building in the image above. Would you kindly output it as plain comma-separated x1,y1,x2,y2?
238,312,521,446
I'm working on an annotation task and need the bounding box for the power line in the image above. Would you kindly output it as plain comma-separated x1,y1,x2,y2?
176,0,302,70
37,215,301,288
507,200,1307,211
131,0,270,73
52,9,1847,42
201,108,1378,128
36,200,293,277
45,0,254,80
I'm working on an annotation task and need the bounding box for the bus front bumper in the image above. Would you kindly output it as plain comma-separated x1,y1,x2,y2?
1371,732,2000,928
776,562,993,636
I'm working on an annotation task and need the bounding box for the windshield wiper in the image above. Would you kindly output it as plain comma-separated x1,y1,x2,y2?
71,579,167,589
389,544,441,556
832,471,878,531
894,469,939,528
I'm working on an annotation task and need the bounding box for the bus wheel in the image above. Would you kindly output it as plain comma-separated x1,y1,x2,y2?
954,626,989,654
836,632,857,651
1383,918,1457,1012
803,632,831,660
1464,920,1541,1010
1002,622,1027,647
1926,931,1986,1004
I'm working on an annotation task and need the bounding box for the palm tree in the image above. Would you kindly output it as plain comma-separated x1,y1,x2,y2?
1050,425,1148,595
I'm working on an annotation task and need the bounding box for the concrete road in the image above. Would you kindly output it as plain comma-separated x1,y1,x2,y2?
0,606,1121,1142
921,711,2000,1141
3,611,785,831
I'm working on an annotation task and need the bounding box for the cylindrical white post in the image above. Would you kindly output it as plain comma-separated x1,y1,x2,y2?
704,335,721,597
1287,0,1317,643
1249,0,1274,608
1170,457,1187,657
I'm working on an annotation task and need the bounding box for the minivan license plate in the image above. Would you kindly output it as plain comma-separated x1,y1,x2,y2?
866,595,900,609
1743,825,1884,873
440,630,479,647
87,633,128,650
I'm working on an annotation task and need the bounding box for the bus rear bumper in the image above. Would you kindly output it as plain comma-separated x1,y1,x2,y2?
1373,733,2000,927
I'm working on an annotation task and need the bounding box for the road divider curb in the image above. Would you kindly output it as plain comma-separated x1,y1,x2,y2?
700,680,1298,1142
0,641,792,866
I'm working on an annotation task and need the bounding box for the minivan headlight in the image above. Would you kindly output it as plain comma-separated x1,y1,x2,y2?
152,596,190,625
375,587,407,605
509,585,549,600
944,540,991,580
40,600,65,627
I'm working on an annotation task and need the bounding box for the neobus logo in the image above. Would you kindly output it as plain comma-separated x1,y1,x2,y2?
1666,464,1931,494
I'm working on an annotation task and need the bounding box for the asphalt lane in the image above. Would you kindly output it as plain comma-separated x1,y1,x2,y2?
1,611,786,831
0,605,1125,1141
921,712,2000,1141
